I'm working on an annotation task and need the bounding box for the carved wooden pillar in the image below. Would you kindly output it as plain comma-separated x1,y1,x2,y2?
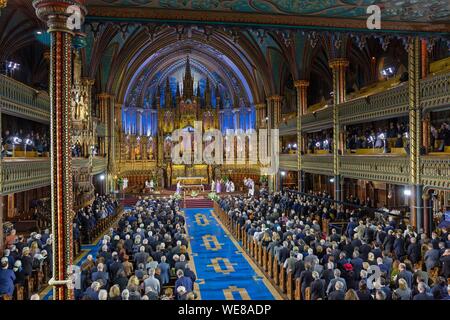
255,103,267,129
0,196,3,255
408,37,423,232
267,95,282,192
422,114,430,154
329,58,349,202
421,39,429,79
295,80,309,192
33,0,86,300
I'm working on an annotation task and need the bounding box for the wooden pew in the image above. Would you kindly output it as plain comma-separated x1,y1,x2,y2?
279,265,286,293
286,272,294,300
268,252,273,277
257,242,262,265
14,284,24,300
24,276,34,299
262,248,268,271
304,287,311,300
295,278,301,300
273,256,279,285
33,269,45,291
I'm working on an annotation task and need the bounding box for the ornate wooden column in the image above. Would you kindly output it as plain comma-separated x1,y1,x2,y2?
33,0,86,300
329,58,349,202
255,103,267,129
267,95,282,191
408,37,423,232
294,80,309,192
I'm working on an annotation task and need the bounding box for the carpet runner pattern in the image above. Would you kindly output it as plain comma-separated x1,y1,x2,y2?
184,208,281,300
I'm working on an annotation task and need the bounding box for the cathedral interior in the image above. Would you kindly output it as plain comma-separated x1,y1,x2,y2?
0,0,449,303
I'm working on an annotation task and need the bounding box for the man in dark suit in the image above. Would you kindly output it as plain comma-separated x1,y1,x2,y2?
413,282,433,300
293,254,305,279
396,263,413,289
278,241,290,264
327,281,345,300
393,233,406,259
406,237,421,265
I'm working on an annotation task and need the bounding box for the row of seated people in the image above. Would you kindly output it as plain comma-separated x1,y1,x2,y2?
77,197,197,300
218,191,450,300
346,122,409,153
430,122,450,152
0,229,53,300
1,129,50,158
306,130,333,154
0,195,121,300
73,194,119,244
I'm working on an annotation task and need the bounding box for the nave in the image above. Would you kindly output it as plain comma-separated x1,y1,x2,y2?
184,208,280,300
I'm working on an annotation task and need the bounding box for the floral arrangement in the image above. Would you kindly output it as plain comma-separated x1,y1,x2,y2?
190,191,199,198
208,192,220,202
172,193,182,201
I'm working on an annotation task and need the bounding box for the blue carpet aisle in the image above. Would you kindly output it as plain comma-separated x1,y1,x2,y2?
184,208,282,300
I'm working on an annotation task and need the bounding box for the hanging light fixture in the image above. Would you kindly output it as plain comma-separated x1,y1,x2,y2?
0,0,7,9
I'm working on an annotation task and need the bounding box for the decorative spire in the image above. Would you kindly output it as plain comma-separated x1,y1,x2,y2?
215,85,221,109
183,56,194,99
165,78,172,108
205,78,211,107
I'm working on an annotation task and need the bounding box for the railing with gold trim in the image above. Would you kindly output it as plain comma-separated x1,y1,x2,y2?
92,156,108,175
0,159,50,195
302,155,333,176
301,107,333,132
0,75,50,123
339,155,410,184
339,83,409,125
279,117,297,136
420,156,450,189
421,72,450,111
279,153,298,171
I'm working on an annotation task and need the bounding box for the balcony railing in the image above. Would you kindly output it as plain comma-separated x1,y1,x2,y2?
339,155,410,184
421,72,450,111
297,70,449,129
0,158,50,195
279,118,297,136
339,83,409,125
302,154,333,176
0,75,50,123
420,157,450,189
301,107,333,132
92,156,108,175
279,154,298,171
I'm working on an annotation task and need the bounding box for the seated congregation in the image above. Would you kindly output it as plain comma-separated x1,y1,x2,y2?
219,191,450,300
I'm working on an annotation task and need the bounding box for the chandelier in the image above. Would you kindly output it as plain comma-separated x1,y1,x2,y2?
0,0,6,8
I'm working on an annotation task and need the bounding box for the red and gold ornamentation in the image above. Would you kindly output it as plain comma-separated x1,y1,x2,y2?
32,0,87,300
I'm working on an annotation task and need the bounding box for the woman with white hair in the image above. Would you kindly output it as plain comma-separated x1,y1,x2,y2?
98,289,108,300
121,289,130,300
